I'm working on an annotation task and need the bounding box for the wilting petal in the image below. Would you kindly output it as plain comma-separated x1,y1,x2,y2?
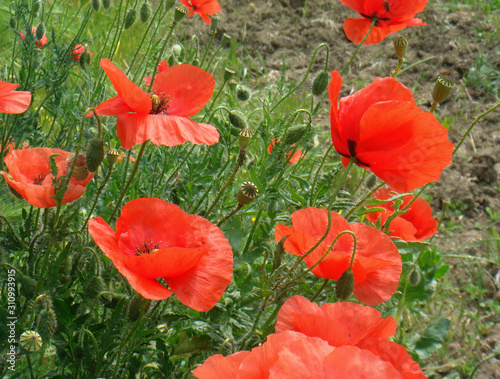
153,64,215,117
117,113,219,150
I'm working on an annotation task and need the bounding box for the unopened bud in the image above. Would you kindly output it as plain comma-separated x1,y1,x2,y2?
171,44,182,57
67,153,90,181
34,1,43,13
393,36,408,60
236,85,251,101
79,50,91,68
237,181,258,206
224,67,236,82
284,124,309,145
140,1,152,23
20,331,43,352
106,148,120,165
128,293,151,321
9,17,16,29
86,137,105,172
35,22,45,41
174,6,187,22
228,79,237,92
238,128,253,151
102,0,112,9
84,276,105,299
229,110,248,129
20,274,38,298
311,71,329,96
192,58,200,67
221,33,231,46
124,8,137,29
165,0,175,12
408,266,422,286
37,308,57,341
432,76,454,105
365,174,377,189
91,0,101,11
335,268,354,300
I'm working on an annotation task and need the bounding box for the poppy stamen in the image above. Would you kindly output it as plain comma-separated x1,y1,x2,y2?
33,174,47,185
150,93,170,115
135,240,162,255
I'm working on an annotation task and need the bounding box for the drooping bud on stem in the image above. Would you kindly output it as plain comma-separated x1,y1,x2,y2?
312,71,329,96
335,268,354,300
35,22,45,41
86,137,105,172
236,85,251,101
140,1,152,23
284,124,309,145
124,8,137,29
165,0,175,11
91,0,101,12
102,0,112,9
128,293,151,321
37,308,57,341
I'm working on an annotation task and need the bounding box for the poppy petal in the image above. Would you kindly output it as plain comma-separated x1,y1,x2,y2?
153,64,215,117
165,214,233,312
116,114,219,150
99,58,151,114
192,351,251,379
88,217,173,300
323,345,402,378
0,81,31,114
93,95,132,116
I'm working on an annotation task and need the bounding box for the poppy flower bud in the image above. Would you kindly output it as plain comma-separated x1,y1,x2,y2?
67,153,90,181
221,33,231,46
124,9,137,29
365,173,377,189
106,148,120,165
79,50,91,68
9,17,16,29
229,110,248,129
165,0,176,12
100,293,126,309
35,22,45,41
211,14,220,32
238,128,253,151
140,1,152,23
284,124,309,145
228,79,237,92
432,76,454,105
20,274,38,298
224,67,236,82
86,137,105,172
34,1,43,13
408,266,422,286
102,0,112,9
236,85,251,101
335,268,355,300
237,181,259,206
128,293,151,321
84,276,104,299
37,308,57,341
192,58,200,67
393,36,408,60
311,70,329,96
174,6,188,22
171,44,183,57
91,0,101,11
20,331,43,353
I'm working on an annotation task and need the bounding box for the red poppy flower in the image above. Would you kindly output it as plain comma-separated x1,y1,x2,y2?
366,187,438,241
20,27,48,48
71,44,93,61
268,139,303,164
330,70,453,192
192,331,335,379
1,147,93,208
180,0,221,25
88,198,233,312
340,0,428,45
93,59,219,150
277,296,426,378
0,80,32,114
275,207,401,305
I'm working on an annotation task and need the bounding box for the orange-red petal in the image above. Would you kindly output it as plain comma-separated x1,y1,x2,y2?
116,114,219,150
0,80,31,114
192,351,251,379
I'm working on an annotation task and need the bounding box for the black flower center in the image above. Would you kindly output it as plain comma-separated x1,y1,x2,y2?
150,93,170,115
33,174,47,185
345,139,371,167
135,240,162,256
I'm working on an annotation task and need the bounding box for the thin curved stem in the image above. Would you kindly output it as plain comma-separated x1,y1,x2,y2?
340,18,377,75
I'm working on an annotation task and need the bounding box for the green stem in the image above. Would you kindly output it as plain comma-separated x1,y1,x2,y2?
81,163,114,232
391,58,404,78
148,20,179,92
26,354,35,379
340,18,377,75
309,144,334,206
468,352,500,379
107,141,149,223
310,278,330,302
200,28,217,67
217,204,243,227
344,182,385,220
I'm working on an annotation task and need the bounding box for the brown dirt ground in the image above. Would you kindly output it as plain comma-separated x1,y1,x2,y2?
185,0,500,377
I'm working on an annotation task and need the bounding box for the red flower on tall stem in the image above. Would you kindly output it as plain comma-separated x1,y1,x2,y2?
88,198,233,312
180,0,221,24
20,27,48,48
275,207,401,305
276,296,426,378
330,70,453,192
93,59,219,150
0,80,32,114
1,148,93,208
268,139,303,164
71,44,93,61
366,187,438,241
340,0,428,45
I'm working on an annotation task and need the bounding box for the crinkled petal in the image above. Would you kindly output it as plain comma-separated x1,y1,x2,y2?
0,82,31,114
192,351,251,379
116,113,219,150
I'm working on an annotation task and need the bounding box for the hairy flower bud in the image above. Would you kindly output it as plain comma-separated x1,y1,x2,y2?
86,137,105,172
20,274,38,299
37,308,57,341
335,268,354,300
79,50,91,68
140,1,152,23
124,9,137,29
9,17,17,29
311,71,329,96
128,293,151,321
35,22,45,41
284,124,309,145
229,110,248,129
91,0,101,11
237,181,259,206
236,85,251,101
34,1,43,13
165,0,175,11
102,0,112,9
